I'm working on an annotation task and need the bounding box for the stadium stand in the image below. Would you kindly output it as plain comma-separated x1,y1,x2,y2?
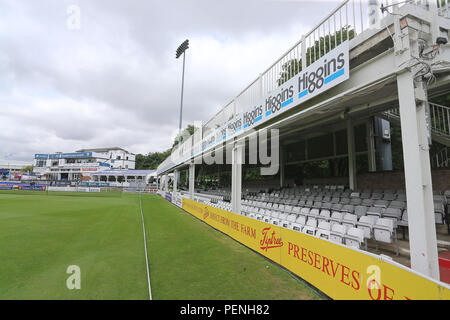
201,184,449,256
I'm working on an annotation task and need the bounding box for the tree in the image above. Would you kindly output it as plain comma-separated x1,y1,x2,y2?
278,26,355,86
172,124,198,149
22,165,34,173
135,149,172,170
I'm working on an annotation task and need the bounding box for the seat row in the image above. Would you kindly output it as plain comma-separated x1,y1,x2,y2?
241,209,398,253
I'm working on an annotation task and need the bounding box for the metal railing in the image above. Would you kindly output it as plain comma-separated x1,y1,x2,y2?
429,102,450,137
158,0,444,174
438,0,450,18
386,102,450,138
432,146,449,168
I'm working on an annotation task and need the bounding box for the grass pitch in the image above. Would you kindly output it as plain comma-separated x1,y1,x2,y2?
0,191,321,300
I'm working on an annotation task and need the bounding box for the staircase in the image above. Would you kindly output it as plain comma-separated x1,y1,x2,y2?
383,102,450,147
431,147,449,168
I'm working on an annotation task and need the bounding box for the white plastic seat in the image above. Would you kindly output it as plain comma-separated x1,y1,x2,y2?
278,212,288,221
281,220,290,228
303,218,317,236
300,207,310,217
295,215,306,226
271,211,280,219
271,218,281,226
330,224,346,244
344,227,365,249
356,215,375,239
329,211,344,227
308,208,320,218
342,213,358,230
287,214,297,223
291,223,303,232
315,221,331,240
317,209,331,223
373,218,394,243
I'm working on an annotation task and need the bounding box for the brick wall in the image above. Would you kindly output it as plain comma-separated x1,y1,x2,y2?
304,168,450,191
357,168,450,191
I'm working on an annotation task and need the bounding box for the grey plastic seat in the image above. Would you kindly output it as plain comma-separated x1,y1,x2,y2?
321,202,332,210
383,207,402,221
389,200,406,211
362,199,374,207
374,199,390,209
367,206,384,218
434,201,445,224
350,198,362,206
383,193,396,201
371,193,382,200
354,205,368,218
312,201,322,209
331,197,340,204
341,205,355,214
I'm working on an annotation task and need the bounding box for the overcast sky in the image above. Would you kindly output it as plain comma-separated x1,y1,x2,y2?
0,0,342,161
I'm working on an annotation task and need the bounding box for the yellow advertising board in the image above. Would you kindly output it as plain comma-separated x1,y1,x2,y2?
182,198,450,300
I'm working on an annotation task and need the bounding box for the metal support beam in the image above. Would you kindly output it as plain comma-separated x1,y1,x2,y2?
189,164,195,199
164,174,168,191
280,144,285,188
173,169,178,194
397,71,439,280
347,119,357,190
231,140,244,214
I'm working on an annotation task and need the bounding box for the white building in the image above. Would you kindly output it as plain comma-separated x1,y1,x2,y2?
33,147,136,181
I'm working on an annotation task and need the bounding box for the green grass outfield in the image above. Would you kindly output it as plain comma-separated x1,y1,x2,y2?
0,191,322,300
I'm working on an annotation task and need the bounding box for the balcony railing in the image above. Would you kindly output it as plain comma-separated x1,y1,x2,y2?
158,0,447,174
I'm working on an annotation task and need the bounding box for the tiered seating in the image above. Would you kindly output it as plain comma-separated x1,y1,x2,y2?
240,186,450,253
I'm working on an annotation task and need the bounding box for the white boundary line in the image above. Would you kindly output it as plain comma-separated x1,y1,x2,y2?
139,192,153,300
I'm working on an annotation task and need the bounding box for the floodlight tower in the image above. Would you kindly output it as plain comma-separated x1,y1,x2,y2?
176,39,189,149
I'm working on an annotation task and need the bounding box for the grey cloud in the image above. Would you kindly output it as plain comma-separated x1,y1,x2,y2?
0,0,340,161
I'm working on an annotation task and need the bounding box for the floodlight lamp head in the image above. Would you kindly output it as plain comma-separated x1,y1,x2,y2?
176,39,189,59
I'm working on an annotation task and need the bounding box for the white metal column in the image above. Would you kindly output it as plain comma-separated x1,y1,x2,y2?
173,169,178,194
397,71,439,280
231,141,243,214
189,164,195,199
164,174,168,191
280,144,285,188
347,119,357,190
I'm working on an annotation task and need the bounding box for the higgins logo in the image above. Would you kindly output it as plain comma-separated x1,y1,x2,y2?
243,105,263,128
265,85,294,117
227,118,242,136
202,135,215,150
298,53,345,98
260,227,283,251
